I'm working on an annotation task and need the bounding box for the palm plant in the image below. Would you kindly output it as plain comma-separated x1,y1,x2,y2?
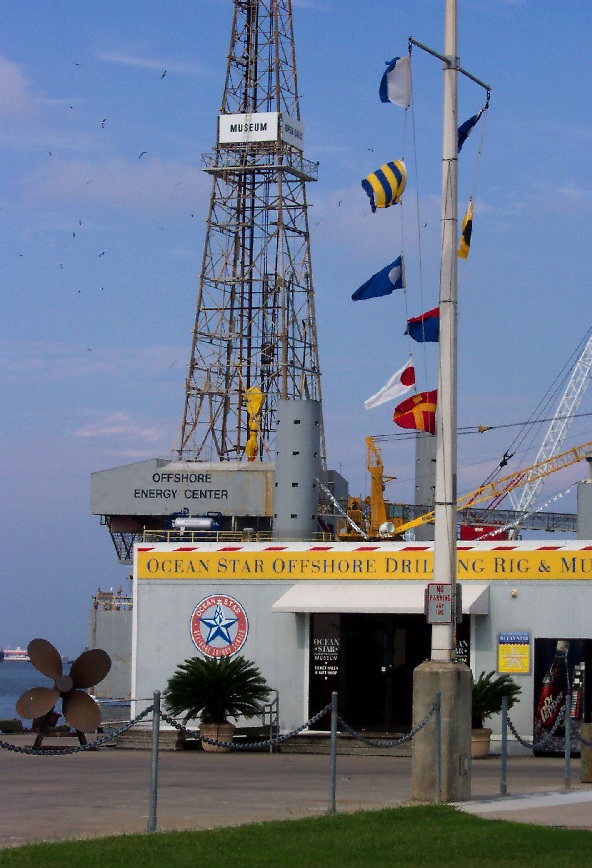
471,670,522,729
164,655,270,725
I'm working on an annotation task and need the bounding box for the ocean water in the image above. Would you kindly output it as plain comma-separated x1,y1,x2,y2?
0,661,51,721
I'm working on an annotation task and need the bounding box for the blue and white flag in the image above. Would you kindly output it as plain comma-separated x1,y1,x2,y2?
379,56,411,108
352,256,404,301
457,106,486,153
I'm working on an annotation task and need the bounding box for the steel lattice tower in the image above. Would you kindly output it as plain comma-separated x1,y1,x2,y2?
174,0,324,464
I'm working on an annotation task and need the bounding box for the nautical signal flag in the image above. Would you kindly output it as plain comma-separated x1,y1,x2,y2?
457,199,473,260
352,256,404,301
393,389,437,435
457,106,486,153
405,307,439,342
362,160,406,213
364,360,415,410
379,56,411,108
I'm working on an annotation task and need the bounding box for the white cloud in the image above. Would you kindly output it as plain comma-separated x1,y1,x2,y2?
95,50,202,77
0,55,37,120
22,156,210,214
75,412,163,442
0,341,187,382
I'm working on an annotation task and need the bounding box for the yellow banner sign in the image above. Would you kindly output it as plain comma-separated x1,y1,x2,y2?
136,549,592,581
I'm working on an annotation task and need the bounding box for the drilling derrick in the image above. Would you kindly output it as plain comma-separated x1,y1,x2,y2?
175,0,324,464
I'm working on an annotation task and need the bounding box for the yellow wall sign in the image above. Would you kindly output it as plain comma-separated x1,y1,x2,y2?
498,631,530,674
136,548,592,582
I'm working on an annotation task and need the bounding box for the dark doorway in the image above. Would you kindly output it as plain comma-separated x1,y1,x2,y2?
309,612,470,732
340,614,430,731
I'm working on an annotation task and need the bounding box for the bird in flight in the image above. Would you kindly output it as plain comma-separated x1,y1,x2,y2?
98,251,105,257
161,69,167,79
101,118,107,128
139,151,147,159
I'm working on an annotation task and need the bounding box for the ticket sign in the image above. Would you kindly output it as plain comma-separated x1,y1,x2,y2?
425,583,453,624
498,631,530,675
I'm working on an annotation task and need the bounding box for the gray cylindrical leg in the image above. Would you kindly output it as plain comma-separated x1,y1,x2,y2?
148,691,161,833
328,692,338,814
412,661,472,803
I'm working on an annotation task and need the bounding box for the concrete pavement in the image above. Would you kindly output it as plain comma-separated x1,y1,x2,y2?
0,735,591,848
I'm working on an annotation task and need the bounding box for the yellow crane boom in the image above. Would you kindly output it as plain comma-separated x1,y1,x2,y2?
394,439,592,536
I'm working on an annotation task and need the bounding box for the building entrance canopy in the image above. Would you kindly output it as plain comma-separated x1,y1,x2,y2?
272,582,490,614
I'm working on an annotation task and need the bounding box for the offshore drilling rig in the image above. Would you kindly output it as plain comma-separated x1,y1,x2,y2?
174,0,324,465
91,0,346,562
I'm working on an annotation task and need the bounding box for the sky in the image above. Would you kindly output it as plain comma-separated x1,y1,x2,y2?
1,0,592,656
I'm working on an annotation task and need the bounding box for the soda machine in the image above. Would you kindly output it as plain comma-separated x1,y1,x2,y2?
533,638,592,756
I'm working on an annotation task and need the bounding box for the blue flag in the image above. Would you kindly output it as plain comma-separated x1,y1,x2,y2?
405,307,439,342
352,257,404,301
379,56,411,108
458,106,485,153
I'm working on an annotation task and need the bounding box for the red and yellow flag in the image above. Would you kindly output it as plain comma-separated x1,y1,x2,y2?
393,390,437,435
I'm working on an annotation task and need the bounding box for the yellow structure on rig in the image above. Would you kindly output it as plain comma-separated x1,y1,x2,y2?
337,437,592,542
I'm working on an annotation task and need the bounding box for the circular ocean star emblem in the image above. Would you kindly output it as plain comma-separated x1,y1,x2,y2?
190,595,249,658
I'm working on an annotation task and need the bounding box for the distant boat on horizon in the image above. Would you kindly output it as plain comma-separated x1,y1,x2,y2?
1,647,30,662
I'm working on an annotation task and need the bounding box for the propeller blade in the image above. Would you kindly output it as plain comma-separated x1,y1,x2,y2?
62,690,101,732
16,686,59,720
69,649,111,689
28,638,63,680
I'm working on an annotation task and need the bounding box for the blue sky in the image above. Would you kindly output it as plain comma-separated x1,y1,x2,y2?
2,0,592,655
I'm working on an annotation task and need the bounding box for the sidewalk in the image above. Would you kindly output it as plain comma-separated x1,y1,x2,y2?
0,737,591,848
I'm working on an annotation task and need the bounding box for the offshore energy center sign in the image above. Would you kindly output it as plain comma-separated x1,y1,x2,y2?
136,545,592,582
91,458,274,517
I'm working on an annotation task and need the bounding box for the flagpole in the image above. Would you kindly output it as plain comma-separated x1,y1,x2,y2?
431,0,458,663
411,0,473,804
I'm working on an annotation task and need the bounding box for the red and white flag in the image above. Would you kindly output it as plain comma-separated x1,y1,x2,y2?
364,360,415,410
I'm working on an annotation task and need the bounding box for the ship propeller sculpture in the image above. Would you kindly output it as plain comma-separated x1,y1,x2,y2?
16,638,111,744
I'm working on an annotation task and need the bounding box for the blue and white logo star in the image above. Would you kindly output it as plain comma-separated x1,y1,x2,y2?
200,602,238,646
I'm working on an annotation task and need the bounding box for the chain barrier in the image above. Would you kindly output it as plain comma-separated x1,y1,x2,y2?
576,731,592,749
506,706,566,751
160,703,332,750
0,706,154,757
336,697,440,749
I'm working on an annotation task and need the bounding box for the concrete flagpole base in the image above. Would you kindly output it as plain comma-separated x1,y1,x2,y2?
412,660,472,802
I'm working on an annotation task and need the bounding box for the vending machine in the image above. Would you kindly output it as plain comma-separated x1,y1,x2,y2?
533,638,591,756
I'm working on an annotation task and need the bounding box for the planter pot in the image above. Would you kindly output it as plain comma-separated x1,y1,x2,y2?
471,727,492,759
200,722,236,753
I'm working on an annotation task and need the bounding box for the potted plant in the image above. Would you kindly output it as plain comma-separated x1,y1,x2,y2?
471,670,521,758
164,655,270,752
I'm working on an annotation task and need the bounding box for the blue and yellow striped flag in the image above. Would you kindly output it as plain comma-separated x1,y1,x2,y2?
361,160,406,213
457,199,474,260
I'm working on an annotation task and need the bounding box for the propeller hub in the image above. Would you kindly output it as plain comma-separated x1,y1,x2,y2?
55,675,74,693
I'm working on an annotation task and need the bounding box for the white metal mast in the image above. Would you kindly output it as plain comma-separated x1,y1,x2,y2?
508,333,592,527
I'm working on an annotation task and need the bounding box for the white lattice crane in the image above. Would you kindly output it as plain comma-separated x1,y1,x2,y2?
507,331,592,533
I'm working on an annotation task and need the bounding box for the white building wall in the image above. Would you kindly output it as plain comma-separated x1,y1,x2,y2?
133,579,307,730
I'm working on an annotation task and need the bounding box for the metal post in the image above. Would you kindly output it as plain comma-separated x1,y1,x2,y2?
435,691,442,803
328,692,338,814
431,0,459,662
148,691,161,833
564,693,572,791
500,696,508,796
